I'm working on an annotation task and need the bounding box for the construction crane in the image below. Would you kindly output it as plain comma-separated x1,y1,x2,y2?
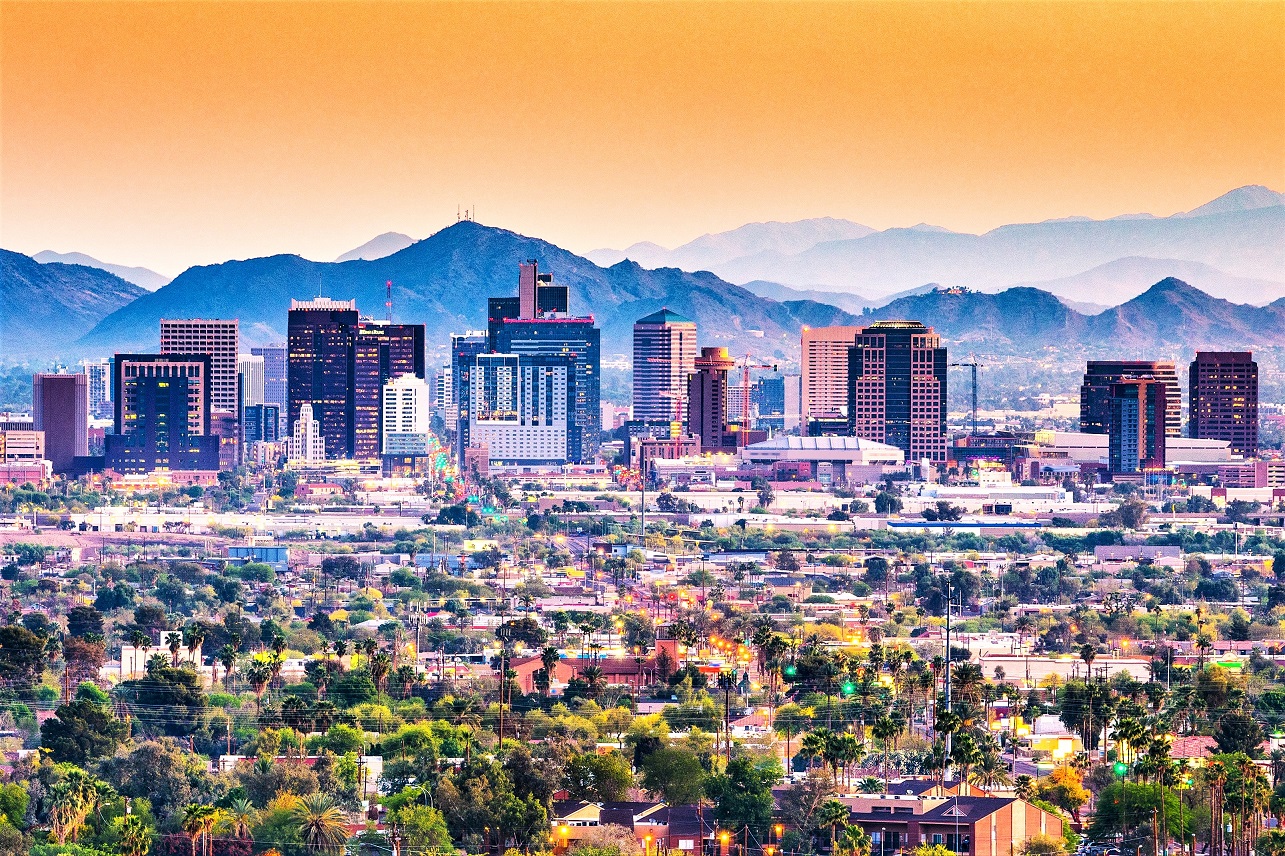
949,358,984,436
738,353,778,445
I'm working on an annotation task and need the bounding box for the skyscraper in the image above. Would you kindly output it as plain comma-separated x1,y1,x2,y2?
847,320,948,464
1189,351,1258,458
801,326,862,432
382,374,432,456
82,359,112,420
160,319,240,414
162,319,241,468
251,344,288,428
1080,361,1181,437
1108,379,1167,474
487,262,599,462
32,373,89,474
106,354,219,473
449,332,489,434
465,353,576,465
287,298,358,459
243,404,280,445
286,403,326,464
687,346,738,452
353,321,426,460
632,309,697,425
238,354,265,407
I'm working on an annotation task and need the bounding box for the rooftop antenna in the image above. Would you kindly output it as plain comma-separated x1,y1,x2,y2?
317,269,324,299
386,279,394,323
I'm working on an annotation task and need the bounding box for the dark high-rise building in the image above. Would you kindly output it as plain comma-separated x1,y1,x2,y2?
32,373,89,474
106,354,219,473
847,320,948,464
687,347,738,452
243,404,281,445
1081,361,1181,437
632,309,697,425
486,262,599,462
1108,379,1167,474
353,321,426,460
450,332,489,434
752,375,787,429
288,298,358,459
1189,351,1258,458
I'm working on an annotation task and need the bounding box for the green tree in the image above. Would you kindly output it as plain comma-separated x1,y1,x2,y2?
640,747,706,806
389,803,454,853
704,756,780,840
291,792,350,854
565,752,634,802
1214,709,1266,757
40,698,129,765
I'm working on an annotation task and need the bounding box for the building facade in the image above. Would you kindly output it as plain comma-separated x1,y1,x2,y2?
687,346,738,452
801,326,862,431
1108,379,1168,473
1081,360,1181,437
847,321,949,464
287,298,358,458
382,374,432,456
353,321,426,460
160,319,240,415
82,359,112,420
32,373,89,474
251,345,288,428
286,403,327,464
238,354,265,407
106,354,219,473
449,332,489,434
243,404,281,445
1189,351,1258,458
465,353,575,466
632,309,698,425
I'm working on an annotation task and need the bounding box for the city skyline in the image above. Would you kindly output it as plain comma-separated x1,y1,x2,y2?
2,1,1281,274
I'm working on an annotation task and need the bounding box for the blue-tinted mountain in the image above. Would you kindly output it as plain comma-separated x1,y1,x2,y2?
334,232,415,262
33,250,171,291
860,278,1285,356
1,249,146,358
78,221,834,359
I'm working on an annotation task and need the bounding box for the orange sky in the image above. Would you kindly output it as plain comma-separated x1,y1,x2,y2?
2,1,1282,275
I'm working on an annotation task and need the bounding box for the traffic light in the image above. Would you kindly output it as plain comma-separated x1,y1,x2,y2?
841,680,857,695
1113,761,1128,777
783,664,797,677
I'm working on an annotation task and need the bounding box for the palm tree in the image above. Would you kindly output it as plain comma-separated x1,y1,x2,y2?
950,732,983,789
817,800,850,853
119,813,152,856
184,623,207,665
801,727,835,775
181,804,213,856
858,776,884,794
873,716,900,788
291,792,350,854
837,824,872,856
226,796,256,840
394,664,417,699
218,644,237,691
580,664,606,699
147,653,170,676
970,749,1014,790
370,652,393,694
540,646,560,696
167,631,184,667
246,660,272,715
49,768,107,844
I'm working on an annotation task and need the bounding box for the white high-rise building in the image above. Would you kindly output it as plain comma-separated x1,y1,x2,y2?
81,359,112,420
238,354,265,407
382,374,431,456
432,364,454,428
466,354,572,465
286,403,326,464
160,319,240,415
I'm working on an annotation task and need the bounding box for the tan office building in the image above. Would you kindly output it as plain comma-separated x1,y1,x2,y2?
801,326,860,429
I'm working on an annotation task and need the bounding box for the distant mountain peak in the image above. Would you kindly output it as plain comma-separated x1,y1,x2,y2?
335,231,416,262
1180,185,1284,219
32,250,171,291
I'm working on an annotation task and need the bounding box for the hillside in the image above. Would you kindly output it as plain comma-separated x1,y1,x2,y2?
1,250,146,358
32,250,172,291
860,278,1285,357
79,222,833,360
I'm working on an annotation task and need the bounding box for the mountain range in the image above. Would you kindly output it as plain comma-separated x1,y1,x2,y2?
72,221,842,361
1,250,146,358
32,250,171,291
589,186,1285,305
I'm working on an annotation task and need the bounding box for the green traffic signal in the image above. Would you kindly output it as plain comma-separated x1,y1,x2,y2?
783,664,797,677
841,681,856,695
1113,761,1128,776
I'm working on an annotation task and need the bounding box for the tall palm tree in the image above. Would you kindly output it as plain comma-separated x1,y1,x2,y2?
167,631,184,667
540,646,560,696
119,813,152,856
291,792,350,854
218,644,237,691
246,660,272,715
181,804,213,856
394,664,417,699
226,796,256,840
370,652,393,694
580,664,606,699
817,800,850,853
184,624,207,665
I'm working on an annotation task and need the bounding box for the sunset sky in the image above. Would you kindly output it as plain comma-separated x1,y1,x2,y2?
2,1,1282,276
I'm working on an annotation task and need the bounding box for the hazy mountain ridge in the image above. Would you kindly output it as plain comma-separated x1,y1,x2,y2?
32,250,171,291
334,232,415,262
1,250,146,357
75,222,833,360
